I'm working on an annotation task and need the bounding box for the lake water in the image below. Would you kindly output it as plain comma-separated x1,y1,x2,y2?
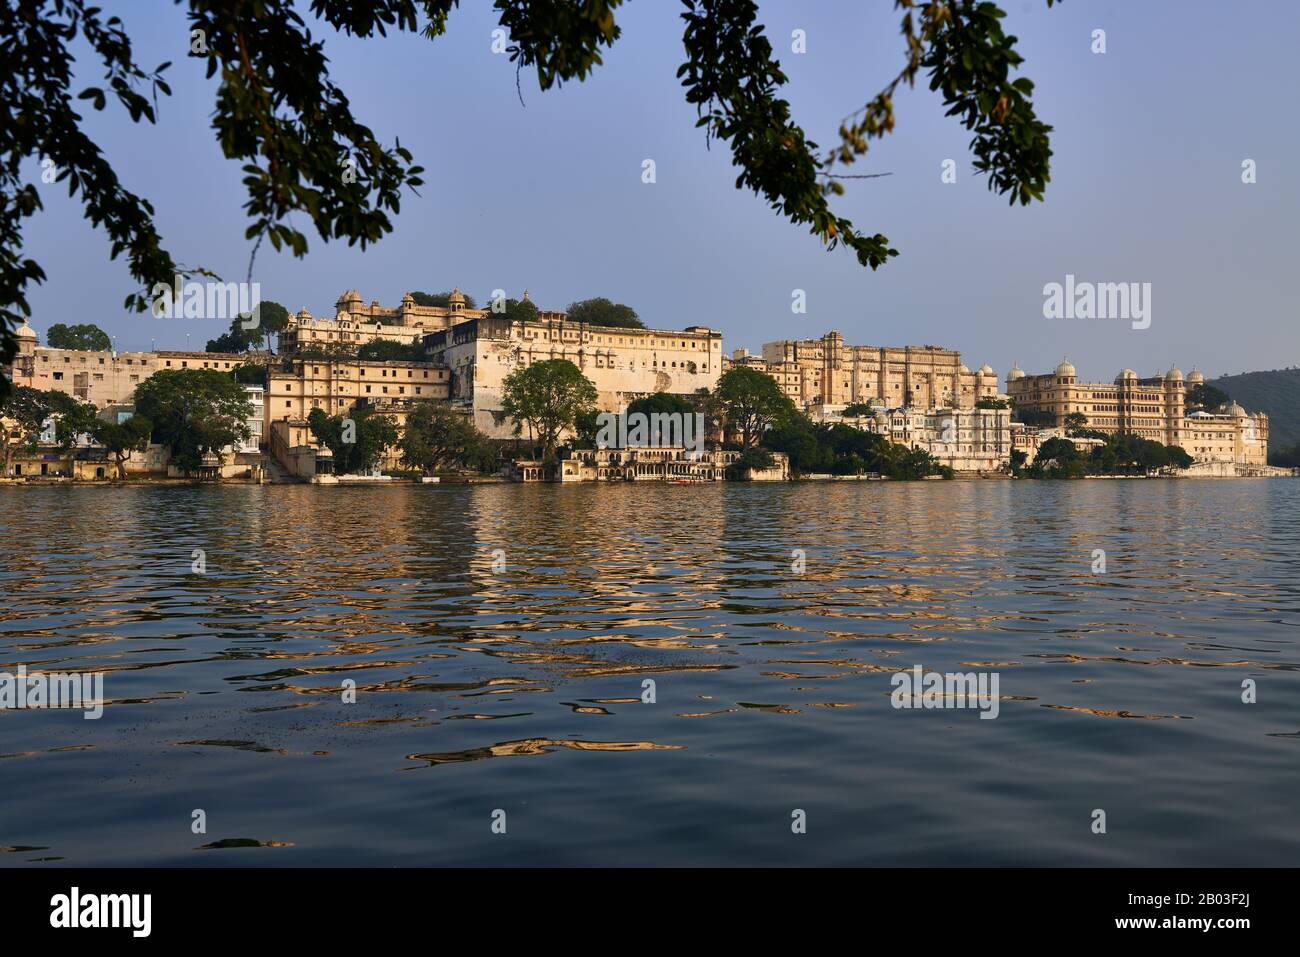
1,479,1298,866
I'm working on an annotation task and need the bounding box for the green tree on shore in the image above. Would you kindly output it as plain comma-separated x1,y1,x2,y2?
501,359,598,463
133,369,251,474
1,386,93,472
716,367,795,450
399,403,494,475
1017,433,1194,478
92,413,153,479
307,406,397,475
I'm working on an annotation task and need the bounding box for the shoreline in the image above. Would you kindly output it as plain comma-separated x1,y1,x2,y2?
3,471,1296,488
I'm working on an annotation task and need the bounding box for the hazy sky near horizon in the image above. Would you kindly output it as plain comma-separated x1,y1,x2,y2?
21,0,1299,381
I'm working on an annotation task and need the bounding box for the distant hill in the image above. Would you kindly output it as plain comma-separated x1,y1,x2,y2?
1209,367,1300,451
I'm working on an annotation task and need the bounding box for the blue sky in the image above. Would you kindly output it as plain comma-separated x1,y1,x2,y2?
22,0,1299,380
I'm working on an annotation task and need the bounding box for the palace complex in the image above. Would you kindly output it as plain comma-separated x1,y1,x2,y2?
422,313,722,438
9,320,250,407
277,288,488,352
2,290,1281,479
1006,360,1269,466
729,332,1001,411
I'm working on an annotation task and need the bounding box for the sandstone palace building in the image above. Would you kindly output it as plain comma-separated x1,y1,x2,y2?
729,331,1001,411
1007,360,1268,466
278,288,490,352
5,287,1278,480
8,320,249,407
422,313,723,438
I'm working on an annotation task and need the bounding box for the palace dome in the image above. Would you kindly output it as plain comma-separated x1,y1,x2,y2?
978,363,994,375
958,363,971,375
1056,359,1076,377
1165,366,1183,382
1007,363,1025,381
1187,368,1205,385
16,320,37,340
1115,368,1137,383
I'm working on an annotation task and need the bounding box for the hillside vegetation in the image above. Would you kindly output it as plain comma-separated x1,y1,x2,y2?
1209,367,1300,451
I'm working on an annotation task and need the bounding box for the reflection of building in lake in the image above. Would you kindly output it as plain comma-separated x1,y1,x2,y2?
506,447,789,482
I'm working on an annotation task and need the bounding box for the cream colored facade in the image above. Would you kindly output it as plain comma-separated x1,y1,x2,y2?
823,405,1012,472
1006,362,1268,465
266,357,452,470
552,447,741,482
748,332,1000,410
279,289,491,352
1010,424,1105,466
238,385,265,453
267,358,450,422
8,320,251,406
424,315,723,438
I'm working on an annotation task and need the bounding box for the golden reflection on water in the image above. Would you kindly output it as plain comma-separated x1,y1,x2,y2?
1,480,1298,783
